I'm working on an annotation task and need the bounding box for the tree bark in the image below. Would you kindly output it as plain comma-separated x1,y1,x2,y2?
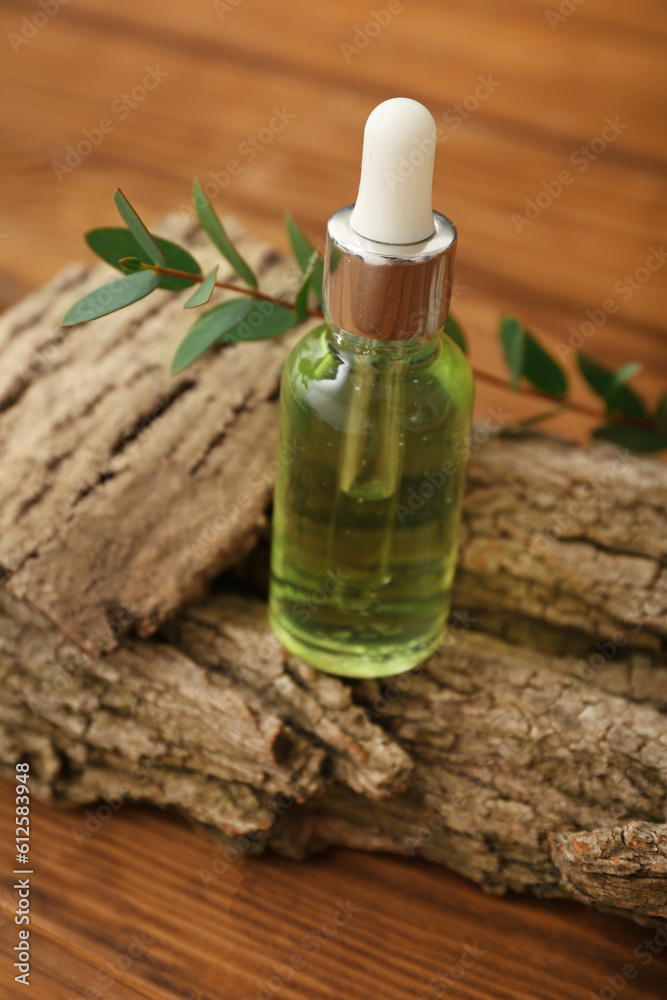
0,214,304,655
0,217,665,927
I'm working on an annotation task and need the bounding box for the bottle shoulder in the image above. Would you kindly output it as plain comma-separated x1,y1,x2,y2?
439,332,475,399
282,325,474,420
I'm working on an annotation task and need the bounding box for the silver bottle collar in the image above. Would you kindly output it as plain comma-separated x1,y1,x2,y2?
322,205,457,342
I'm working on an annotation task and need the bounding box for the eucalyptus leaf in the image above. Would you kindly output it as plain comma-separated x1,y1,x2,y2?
113,189,165,266
118,256,143,272
218,301,297,346
192,180,257,288
63,271,160,326
500,316,567,396
171,298,254,373
592,424,667,453
172,298,299,373
285,214,323,301
499,316,525,390
503,403,568,430
577,353,647,418
655,392,667,434
605,362,643,412
85,228,202,290
295,253,317,320
444,315,467,355
523,332,568,397
184,265,219,308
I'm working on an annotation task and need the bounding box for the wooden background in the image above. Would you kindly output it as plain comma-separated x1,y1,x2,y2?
0,0,666,997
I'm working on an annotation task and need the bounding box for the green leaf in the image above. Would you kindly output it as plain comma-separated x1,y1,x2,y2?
192,180,257,289
295,253,317,320
171,298,254,373
444,315,467,355
113,189,165,266
577,353,647,418
118,256,143,272
577,353,611,398
592,424,667,453
285,213,323,301
500,316,567,396
217,302,297,346
605,362,643,413
655,392,667,435
184,265,219,309
171,299,298,373
523,332,568,397
499,316,525,390
85,228,202,291
63,271,160,326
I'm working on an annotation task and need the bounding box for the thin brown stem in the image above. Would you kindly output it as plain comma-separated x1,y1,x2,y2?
498,403,569,434
147,263,324,318
147,264,650,432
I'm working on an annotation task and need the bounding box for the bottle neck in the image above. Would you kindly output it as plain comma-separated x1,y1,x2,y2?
326,322,441,367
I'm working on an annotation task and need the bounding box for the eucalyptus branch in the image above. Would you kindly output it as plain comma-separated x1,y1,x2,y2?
61,182,667,453
499,403,570,434
128,260,325,319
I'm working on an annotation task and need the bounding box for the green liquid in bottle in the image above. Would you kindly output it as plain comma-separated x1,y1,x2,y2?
269,323,474,678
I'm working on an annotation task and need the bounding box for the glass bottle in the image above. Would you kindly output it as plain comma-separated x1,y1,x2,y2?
269,98,474,677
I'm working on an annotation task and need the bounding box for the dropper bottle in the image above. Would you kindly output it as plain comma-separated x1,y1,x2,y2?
269,97,474,678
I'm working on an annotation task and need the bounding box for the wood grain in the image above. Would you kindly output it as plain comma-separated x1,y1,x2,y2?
1,0,666,996
0,0,665,415
1,789,666,1000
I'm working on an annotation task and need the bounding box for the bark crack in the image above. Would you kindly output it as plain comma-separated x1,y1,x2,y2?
110,379,196,457
189,385,257,476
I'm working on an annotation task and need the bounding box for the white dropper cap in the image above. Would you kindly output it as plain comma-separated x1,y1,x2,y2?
350,97,437,246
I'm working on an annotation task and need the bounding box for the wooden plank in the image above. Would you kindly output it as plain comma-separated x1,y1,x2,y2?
1,781,666,1000
0,25,667,436
9,0,667,161
0,928,154,1000
1,0,666,995
0,2,664,375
